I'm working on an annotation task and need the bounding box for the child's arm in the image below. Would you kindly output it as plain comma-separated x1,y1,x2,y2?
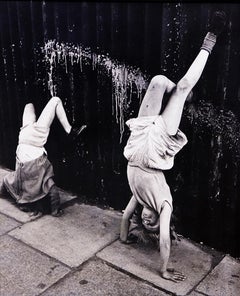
158,204,186,282
120,196,138,243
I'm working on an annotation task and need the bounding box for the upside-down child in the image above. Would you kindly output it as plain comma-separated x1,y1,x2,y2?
120,11,226,282
3,97,87,217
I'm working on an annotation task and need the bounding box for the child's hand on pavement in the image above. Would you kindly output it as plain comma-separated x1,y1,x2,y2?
160,268,186,283
119,233,138,244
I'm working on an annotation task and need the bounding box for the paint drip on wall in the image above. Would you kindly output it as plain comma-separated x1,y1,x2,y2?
42,40,149,142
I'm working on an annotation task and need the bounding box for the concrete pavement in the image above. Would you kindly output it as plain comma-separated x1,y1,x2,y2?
0,167,240,296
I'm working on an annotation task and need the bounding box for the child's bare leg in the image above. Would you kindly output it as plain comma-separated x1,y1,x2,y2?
22,103,36,127
49,185,64,217
138,75,176,117
162,49,210,135
162,11,226,135
36,96,72,133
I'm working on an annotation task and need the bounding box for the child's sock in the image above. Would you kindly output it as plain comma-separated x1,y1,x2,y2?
200,32,217,54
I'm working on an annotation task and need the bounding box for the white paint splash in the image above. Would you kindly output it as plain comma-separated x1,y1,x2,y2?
42,40,148,142
42,40,147,142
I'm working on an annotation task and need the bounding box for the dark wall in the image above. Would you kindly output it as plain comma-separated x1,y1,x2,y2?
1,1,240,257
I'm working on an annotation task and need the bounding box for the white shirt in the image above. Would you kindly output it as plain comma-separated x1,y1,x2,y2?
124,115,188,170
16,123,49,163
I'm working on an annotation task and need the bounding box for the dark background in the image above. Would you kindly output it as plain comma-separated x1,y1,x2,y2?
0,1,240,258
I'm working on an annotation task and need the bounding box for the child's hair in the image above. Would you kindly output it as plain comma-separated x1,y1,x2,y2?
130,206,180,249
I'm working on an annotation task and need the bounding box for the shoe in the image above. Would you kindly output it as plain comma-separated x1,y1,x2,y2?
68,124,87,141
208,11,226,36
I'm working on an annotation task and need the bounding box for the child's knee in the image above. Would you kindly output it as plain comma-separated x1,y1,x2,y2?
24,103,35,113
149,75,168,90
22,103,36,125
25,102,34,108
49,96,62,107
176,78,192,94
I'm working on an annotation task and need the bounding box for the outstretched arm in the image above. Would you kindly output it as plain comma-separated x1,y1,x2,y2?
158,203,186,282
120,196,138,243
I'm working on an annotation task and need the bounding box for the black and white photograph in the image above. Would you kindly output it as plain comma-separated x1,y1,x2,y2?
0,1,239,295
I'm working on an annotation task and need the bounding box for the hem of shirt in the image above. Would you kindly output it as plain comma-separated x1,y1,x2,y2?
128,162,163,174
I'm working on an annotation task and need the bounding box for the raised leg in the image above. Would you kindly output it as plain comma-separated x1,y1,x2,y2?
162,49,210,135
22,103,36,127
138,75,176,117
161,10,226,135
36,96,72,133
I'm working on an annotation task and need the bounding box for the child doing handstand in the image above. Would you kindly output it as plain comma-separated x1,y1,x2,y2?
120,11,226,282
3,97,86,216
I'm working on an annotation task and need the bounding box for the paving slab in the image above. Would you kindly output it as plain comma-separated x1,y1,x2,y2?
0,192,78,223
9,203,122,267
188,291,204,296
0,212,21,235
194,255,240,296
188,291,203,296
0,235,70,296
42,258,167,296
0,197,40,223
97,238,217,296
